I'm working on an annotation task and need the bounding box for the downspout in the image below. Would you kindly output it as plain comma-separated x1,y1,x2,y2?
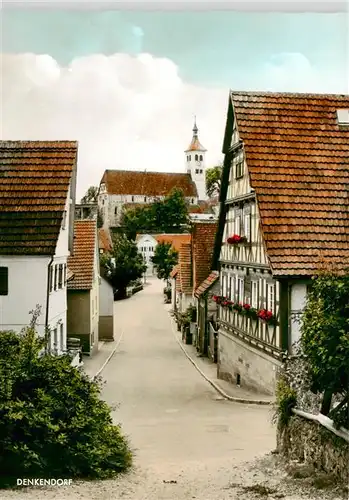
45,256,54,350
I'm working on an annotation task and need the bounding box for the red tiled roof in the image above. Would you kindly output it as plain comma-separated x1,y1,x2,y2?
101,170,198,198
231,91,349,276
194,271,219,298
179,242,192,294
155,233,191,253
68,220,97,290
0,140,77,255
192,221,218,290
98,227,113,253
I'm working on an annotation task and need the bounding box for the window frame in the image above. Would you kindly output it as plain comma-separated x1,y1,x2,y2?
0,267,9,296
235,161,244,179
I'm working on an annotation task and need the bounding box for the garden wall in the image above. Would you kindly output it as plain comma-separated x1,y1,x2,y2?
277,415,349,483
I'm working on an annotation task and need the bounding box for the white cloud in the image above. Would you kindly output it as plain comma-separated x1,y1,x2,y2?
0,52,227,200
1,51,346,200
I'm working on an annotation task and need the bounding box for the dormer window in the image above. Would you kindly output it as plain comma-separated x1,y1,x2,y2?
337,109,349,125
199,155,203,161
195,154,198,161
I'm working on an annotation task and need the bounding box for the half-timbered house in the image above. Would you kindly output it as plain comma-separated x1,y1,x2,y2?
212,91,349,396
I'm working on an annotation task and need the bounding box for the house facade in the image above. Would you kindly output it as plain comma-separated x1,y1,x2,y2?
0,140,78,354
212,90,349,396
98,121,209,229
99,272,114,342
67,220,100,355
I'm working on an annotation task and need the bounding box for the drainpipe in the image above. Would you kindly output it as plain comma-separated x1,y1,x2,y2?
45,256,54,351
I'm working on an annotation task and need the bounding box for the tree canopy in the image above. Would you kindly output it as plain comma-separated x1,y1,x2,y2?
100,234,146,298
206,165,222,198
151,242,178,282
121,188,189,238
81,186,98,204
0,307,132,487
300,268,349,427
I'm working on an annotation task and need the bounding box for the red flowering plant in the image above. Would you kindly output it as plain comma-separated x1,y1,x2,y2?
227,234,248,245
212,295,225,305
257,309,278,325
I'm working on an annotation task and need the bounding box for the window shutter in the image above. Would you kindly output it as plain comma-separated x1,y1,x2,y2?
0,267,9,296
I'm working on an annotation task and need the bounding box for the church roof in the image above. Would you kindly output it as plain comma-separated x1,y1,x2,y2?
100,170,198,198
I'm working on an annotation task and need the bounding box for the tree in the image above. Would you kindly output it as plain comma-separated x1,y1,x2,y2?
100,234,147,299
120,188,189,237
0,307,132,487
81,185,98,204
300,268,349,427
97,207,104,228
206,165,222,198
151,242,178,282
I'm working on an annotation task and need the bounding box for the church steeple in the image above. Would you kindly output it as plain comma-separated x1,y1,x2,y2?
185,117,207,153
184,117,207,201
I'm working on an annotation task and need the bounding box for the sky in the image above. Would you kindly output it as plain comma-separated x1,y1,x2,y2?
1,6,348,200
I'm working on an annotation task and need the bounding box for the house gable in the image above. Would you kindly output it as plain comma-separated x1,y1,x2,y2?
0,141,78,256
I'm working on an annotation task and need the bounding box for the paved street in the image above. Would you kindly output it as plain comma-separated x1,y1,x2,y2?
104,278,275,469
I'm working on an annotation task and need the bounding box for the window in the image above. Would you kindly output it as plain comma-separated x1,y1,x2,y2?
195,169,199,174
102,199,104,205
60,323,64,352
244,213,251,241
229,276,232,300
236,161,244,179
52,328,58,353
199,169,203,174
195,154,198,161
114,207,117,215
251,281,258,308
268,283,275,313
62,210,67,230
0,267,8,296
234,211,241,234
64,264,67,286
199,155,203,161
58,264,63,289
54,265,58,291
238,277,244,302
131,196,134,202
49,265,54,292
144,196,147,202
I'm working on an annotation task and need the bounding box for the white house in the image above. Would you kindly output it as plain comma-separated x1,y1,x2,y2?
211,90,349,396
0,140,78,354
136,234,158,276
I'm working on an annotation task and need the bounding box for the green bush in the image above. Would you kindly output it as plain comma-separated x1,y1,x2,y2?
0,310,132,488
273,378,297,428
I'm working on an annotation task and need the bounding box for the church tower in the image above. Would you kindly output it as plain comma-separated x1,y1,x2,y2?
185,117,207,201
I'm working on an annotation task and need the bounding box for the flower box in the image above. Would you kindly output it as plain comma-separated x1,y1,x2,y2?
257,309,278,325
227,234,248,245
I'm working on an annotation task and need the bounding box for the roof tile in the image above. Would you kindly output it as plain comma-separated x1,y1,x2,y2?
231,91,349,275
194,271,219,298
101,170,198,197
0,141,77,255
68,220,97,290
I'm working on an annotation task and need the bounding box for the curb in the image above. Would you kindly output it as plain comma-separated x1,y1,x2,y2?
91,330,124,381
170,318,274,406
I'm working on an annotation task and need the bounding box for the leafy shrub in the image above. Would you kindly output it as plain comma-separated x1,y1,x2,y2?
0,311,132,487
273,378,297,428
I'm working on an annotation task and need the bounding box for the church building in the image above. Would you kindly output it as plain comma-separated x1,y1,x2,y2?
98,120,209,228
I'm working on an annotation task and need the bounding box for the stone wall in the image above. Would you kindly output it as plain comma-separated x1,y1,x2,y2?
277,415,349,483
218,330,281,396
